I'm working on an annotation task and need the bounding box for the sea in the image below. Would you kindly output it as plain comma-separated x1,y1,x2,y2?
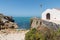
13,17,40,29
13,17,31,29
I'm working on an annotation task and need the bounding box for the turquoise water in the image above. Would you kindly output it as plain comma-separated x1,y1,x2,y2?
13,17,31,29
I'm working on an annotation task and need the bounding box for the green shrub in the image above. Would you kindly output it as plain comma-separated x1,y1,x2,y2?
25,28,46,40
25,27,57,40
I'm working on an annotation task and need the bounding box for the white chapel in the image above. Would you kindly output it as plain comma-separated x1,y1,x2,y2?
42,8,60,24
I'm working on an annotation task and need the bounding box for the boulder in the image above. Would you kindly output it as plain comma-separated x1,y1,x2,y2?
4,22,18,29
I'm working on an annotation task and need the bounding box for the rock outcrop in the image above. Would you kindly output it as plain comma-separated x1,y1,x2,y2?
30,17,60,30
30,17,42,29
0,13,18,30
42,20,60,30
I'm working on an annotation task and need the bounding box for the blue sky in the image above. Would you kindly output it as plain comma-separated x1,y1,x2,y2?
0,0,60,17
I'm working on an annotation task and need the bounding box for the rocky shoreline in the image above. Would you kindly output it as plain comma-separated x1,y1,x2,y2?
0,14,18,30
0,14,30,40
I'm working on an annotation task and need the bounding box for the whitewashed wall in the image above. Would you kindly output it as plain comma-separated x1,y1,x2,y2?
42,8,60,21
